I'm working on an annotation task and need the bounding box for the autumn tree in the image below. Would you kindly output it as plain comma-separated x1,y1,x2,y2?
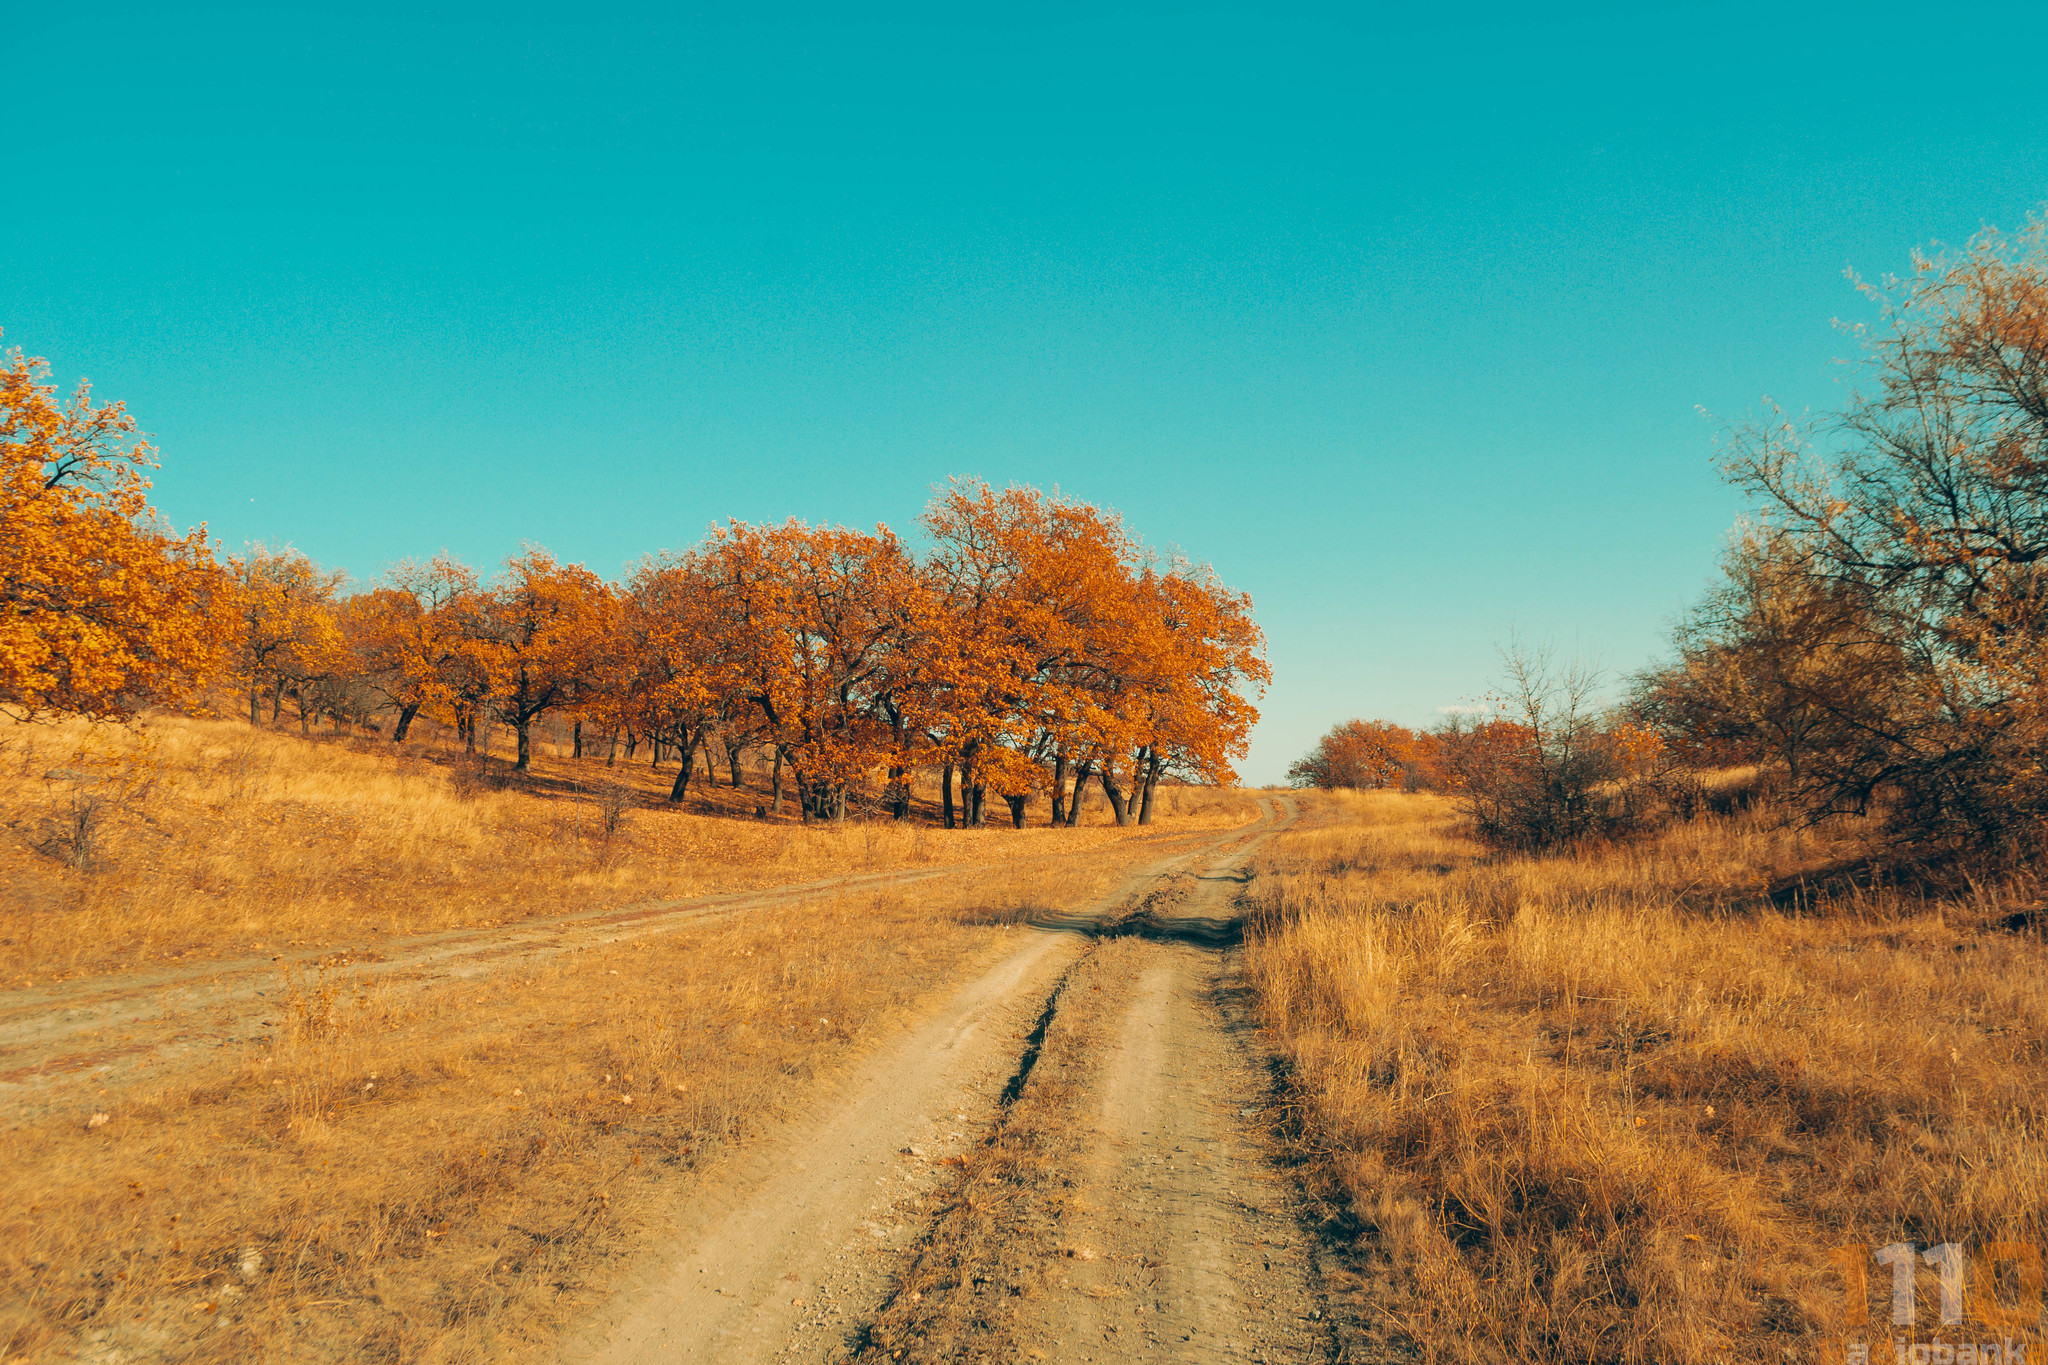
482,548,614,770
917,482,1267,828
345,554,491,742
610,550,736,802
1632,525,1888,817
1125,561,1267,821
1287,719,1414,790
1697,217,2048,861
1435,643,1655,850
228,545,346,730
919,482,1105,828
0,336,232,720
705,519,929,822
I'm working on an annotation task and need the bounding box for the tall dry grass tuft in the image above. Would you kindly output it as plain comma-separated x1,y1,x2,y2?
0,712,1246,982
1245,790,2048,1364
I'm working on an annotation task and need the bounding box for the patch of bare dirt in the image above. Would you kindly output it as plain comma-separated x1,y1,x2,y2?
629,797,1339,1365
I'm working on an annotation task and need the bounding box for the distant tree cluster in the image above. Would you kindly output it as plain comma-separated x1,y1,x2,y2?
0,362,1267,829
1288,660,1663,850
1293,219,2048,866
1286,719,1441,792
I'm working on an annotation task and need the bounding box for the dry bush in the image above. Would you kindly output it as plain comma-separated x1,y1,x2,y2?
0,713,1253,983
1245,790,2048,1364
0,842,1172,1363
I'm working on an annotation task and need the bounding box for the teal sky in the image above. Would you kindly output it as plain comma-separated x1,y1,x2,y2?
7,3,2048,782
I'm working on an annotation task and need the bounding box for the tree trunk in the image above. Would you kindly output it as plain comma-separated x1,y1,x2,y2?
1099,766,1130,826
1006,794,1028,828
1137,747,1161,825
393,701,421,742
942,763,956,829
298,690,312,736
623,729,638,760
249,685,260,727
729,744,745,791
573,721,582,759
1066,760,1094,827
270,679,285,724
516,717,532,770
970,783,986,827
771,747,785,815
606,729,618,766
1051,751,1068,826
666,726,697,802
704,742,718,787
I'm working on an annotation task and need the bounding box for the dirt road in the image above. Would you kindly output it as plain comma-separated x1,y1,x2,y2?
0,828,1224,1126
1000,871,1330,1365
562,794,1329,1365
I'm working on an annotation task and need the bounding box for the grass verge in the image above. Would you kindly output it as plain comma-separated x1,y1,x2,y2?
1244,791,2048,1365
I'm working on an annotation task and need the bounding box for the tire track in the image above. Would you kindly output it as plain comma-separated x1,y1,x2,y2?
555,801,1286,1365
0,823,1238,1126
814,798,1330,1365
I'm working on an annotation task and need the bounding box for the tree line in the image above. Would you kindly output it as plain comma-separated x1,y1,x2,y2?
1,346,1266,826
1297,216,2048,873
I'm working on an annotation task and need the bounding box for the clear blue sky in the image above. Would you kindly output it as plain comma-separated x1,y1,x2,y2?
8,2,2048,783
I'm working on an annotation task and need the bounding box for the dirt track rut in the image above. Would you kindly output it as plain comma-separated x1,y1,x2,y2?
563,795,1324,1365
1004,821,1329,1363
0,835,1216,1127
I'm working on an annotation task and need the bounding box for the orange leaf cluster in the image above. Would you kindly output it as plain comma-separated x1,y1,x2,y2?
1286,719,1442,792
0,337,232,721
5,338,1264,819
234,484,1268,825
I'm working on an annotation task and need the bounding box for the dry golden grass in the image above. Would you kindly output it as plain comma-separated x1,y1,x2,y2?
0,712,1243,983
1245,790,2048,1365
0,836,1222,1364
0,710,1254,1362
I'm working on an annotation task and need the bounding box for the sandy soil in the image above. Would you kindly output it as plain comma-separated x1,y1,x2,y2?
1006,855,1332,1364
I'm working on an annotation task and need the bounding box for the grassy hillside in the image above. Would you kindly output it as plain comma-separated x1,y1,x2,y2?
0,712,1228,984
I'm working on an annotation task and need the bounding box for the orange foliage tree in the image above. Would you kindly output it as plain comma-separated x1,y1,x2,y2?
0,337,232,720
344,554,492,743
702,520,931,822
228,545,347,729
1287,719,1416,790
482,549,615,770
921,482,1267,828
609,550,736,802
919,482,1114,828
